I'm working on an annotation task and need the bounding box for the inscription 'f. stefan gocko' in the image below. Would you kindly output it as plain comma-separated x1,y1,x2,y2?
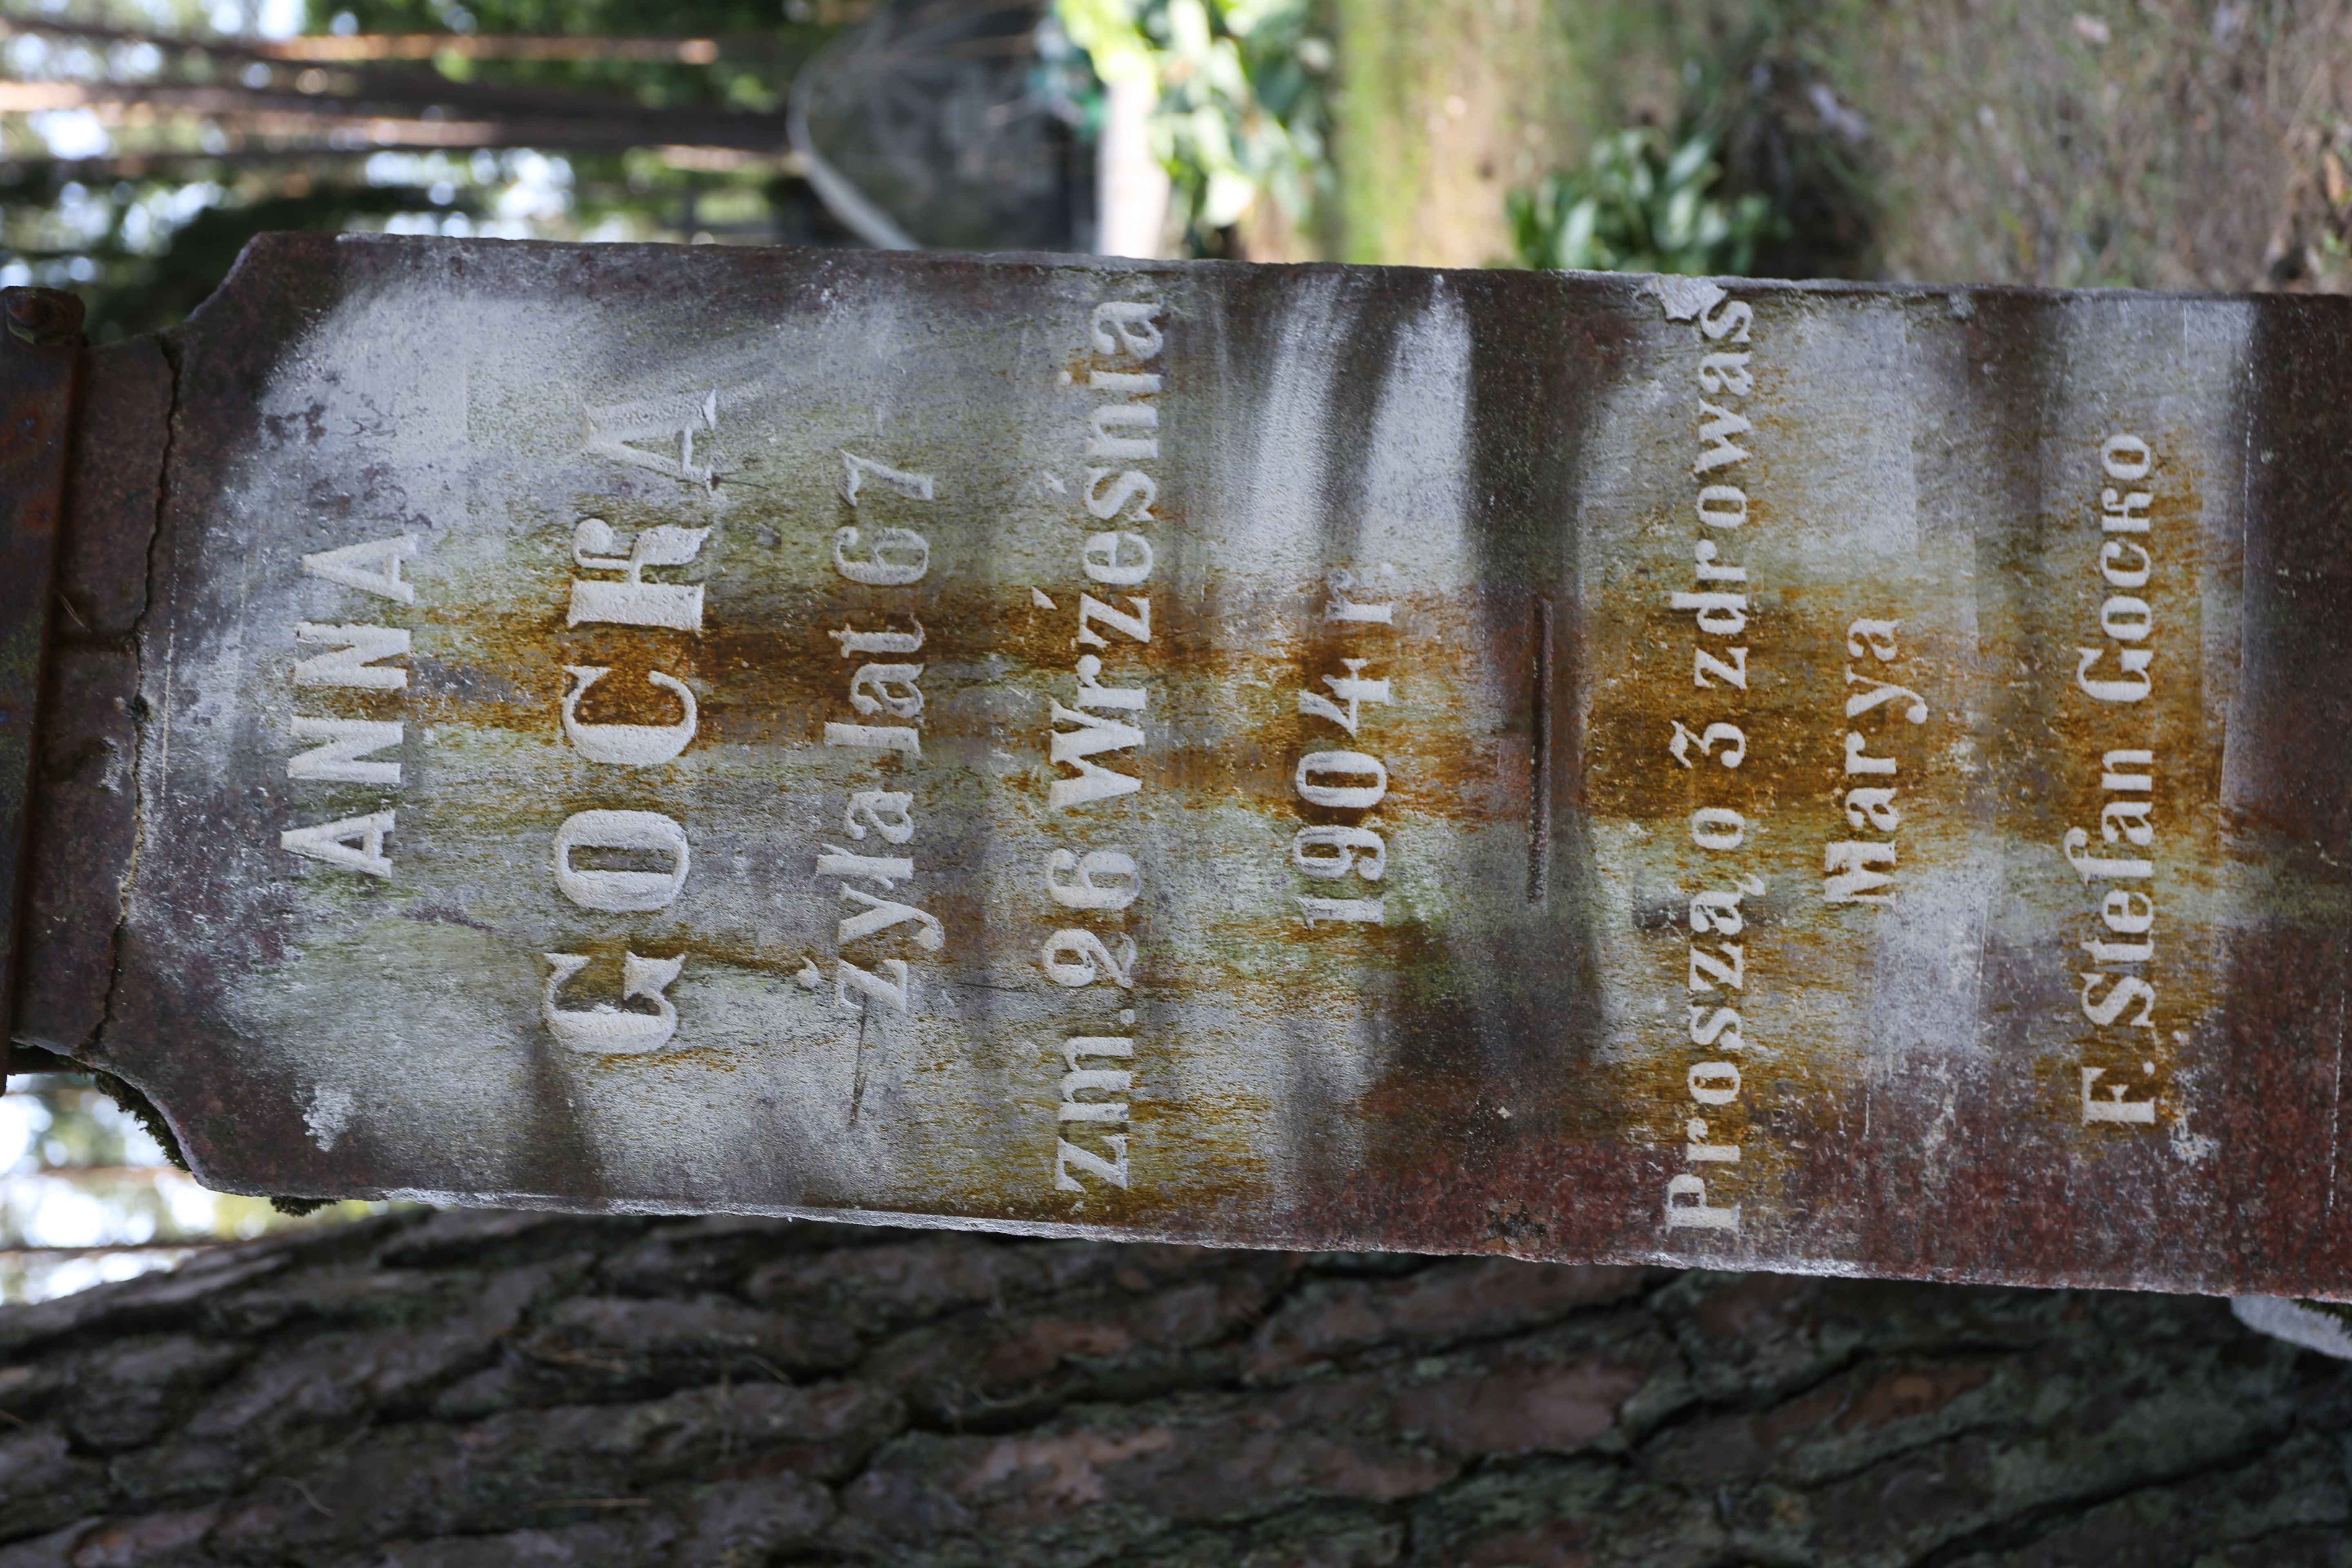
2067,432,2163,1127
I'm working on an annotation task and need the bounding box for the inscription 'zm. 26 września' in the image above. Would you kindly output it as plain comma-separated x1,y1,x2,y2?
1041,298,1167,1196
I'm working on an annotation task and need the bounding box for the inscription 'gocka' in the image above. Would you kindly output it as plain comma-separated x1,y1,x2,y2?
1040,298,1164,1200
2066,432,2163,1127
537,392,719,1053
540,491,714,1052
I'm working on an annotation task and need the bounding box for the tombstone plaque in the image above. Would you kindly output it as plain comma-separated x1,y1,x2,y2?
9,236,2352,1301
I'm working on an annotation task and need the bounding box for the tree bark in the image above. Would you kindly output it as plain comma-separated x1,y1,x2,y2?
0,1212,2341,1567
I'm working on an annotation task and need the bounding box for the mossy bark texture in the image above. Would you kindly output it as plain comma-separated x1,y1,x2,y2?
0,1212,2344,1566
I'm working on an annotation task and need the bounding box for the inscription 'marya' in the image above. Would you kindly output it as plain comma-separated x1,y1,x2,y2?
1823,618,1926,905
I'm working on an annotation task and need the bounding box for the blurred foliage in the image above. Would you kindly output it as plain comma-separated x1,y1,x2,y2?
1506,126,1769,274
4,178,497,340
1057,0,1330,252
310,0,820,110
0,1074,389,1305
1703,45,1876,281
2,0,858,340
1498,34,1877,280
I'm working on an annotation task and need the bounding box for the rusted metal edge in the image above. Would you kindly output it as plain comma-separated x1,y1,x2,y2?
0,288,83,1088
10,333,174,1069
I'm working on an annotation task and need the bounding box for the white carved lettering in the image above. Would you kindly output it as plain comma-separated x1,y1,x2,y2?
1693,401,1752,472
302,533,419,604
584,389,720,490
280,811,394,877
829,620,924,657
1073,655,1147,711
837,886,945,951
839,450,936,503
816,845,912,889
1296,751,1388,809
1664,1173,1740,1230
1058,1068,1133,1122
1297,895,1385,925
1688,943,1745,992
1046,850,1141,909
542,952,683,1054
560,666,698,765
2082,1065,2158,1123
1292,826,1385,882
1670,720,1745,768
552,809,690,912
849,663,924,719
1090,301,1163,358
287,717,402,784
568,520,709,630
825,722,921,755
1081,532,1154,586
1670,590,1748,635
1298,661,1393,737
1689,1062,1741,1105
1823,841,1896,903
1042,928,1136,988
1843,731,1897,775
1085,404,1160,461
1049,701,1143,808
843,790,916,843
836,957,912,1012
831,526,931,587
1075,593,1152,647
292,623,410,689
1690,807,1745,850
1055,1134,1130,1191
1085,468,1157,521
1694,646,1749,690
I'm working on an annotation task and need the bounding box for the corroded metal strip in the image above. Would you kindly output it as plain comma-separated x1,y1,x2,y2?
13,338,172,1059
48,236,2352,1297
0,287,82,1066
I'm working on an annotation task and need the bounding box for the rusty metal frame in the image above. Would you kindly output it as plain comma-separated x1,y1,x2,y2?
12,242,2352,1305
0,288,83,1079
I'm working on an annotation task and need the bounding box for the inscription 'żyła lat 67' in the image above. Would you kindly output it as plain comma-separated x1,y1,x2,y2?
20,234,2352,1302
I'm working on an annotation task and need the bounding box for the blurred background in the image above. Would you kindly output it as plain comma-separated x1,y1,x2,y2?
4,0,2351,1300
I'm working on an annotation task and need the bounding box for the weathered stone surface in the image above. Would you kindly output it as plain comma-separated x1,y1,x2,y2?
0,1214,2344,1564
51,232,2352,1303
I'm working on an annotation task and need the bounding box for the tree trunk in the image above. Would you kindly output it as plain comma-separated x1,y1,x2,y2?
0,1212,2341,1567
